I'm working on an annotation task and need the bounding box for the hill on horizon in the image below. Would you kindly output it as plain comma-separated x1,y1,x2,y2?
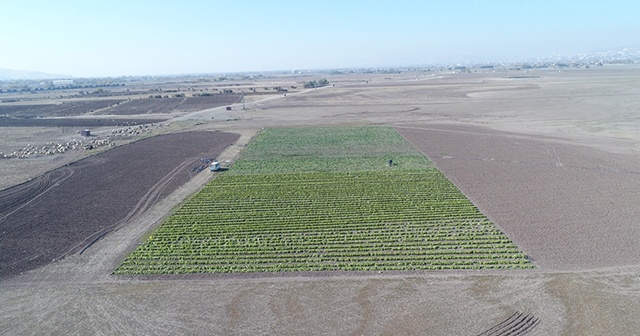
0,68,71,80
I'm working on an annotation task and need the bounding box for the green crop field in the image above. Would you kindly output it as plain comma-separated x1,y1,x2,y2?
227,126,433,174
115,126,532,274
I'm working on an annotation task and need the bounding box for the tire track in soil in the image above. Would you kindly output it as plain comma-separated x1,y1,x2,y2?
77,139,235,255
351,283,374,336
0,156,110,221
546,145,563,168
0,168,74,224
476,311,539,336
114,138,235,230
76,158,194,255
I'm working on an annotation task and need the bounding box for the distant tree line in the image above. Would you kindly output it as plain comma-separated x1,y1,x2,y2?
303,78,329,88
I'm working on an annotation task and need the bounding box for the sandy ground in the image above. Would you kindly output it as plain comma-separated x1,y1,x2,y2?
3,66,640,335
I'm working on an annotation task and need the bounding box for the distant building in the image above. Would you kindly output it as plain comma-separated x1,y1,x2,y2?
52,79,74,86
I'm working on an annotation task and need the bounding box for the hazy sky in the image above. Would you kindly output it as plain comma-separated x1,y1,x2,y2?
1,0,639,77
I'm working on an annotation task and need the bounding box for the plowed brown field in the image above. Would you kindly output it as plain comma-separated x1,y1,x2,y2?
0,130,239,279
397,124,640,270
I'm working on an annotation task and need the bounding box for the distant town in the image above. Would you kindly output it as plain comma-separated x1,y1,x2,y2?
1,47,639,94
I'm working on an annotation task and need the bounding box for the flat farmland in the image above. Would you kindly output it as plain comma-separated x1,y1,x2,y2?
99,94,242,115
0,100,124,117
116,126,531,275
101,97,185,114
398,124,640,270
0,130,239,279
4,67,640,335
0,117,168,127
174,95,243,111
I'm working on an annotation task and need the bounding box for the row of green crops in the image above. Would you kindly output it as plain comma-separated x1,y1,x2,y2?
227,126,433,174
115,126,532,275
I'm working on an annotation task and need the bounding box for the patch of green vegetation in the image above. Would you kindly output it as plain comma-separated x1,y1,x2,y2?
115,126,532,275
229,126,432,174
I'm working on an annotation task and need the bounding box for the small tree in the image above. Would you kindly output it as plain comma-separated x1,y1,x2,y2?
304,79,329,88
304,80,317,88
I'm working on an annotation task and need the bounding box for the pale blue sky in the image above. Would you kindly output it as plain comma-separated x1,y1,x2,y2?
1,0,638,77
